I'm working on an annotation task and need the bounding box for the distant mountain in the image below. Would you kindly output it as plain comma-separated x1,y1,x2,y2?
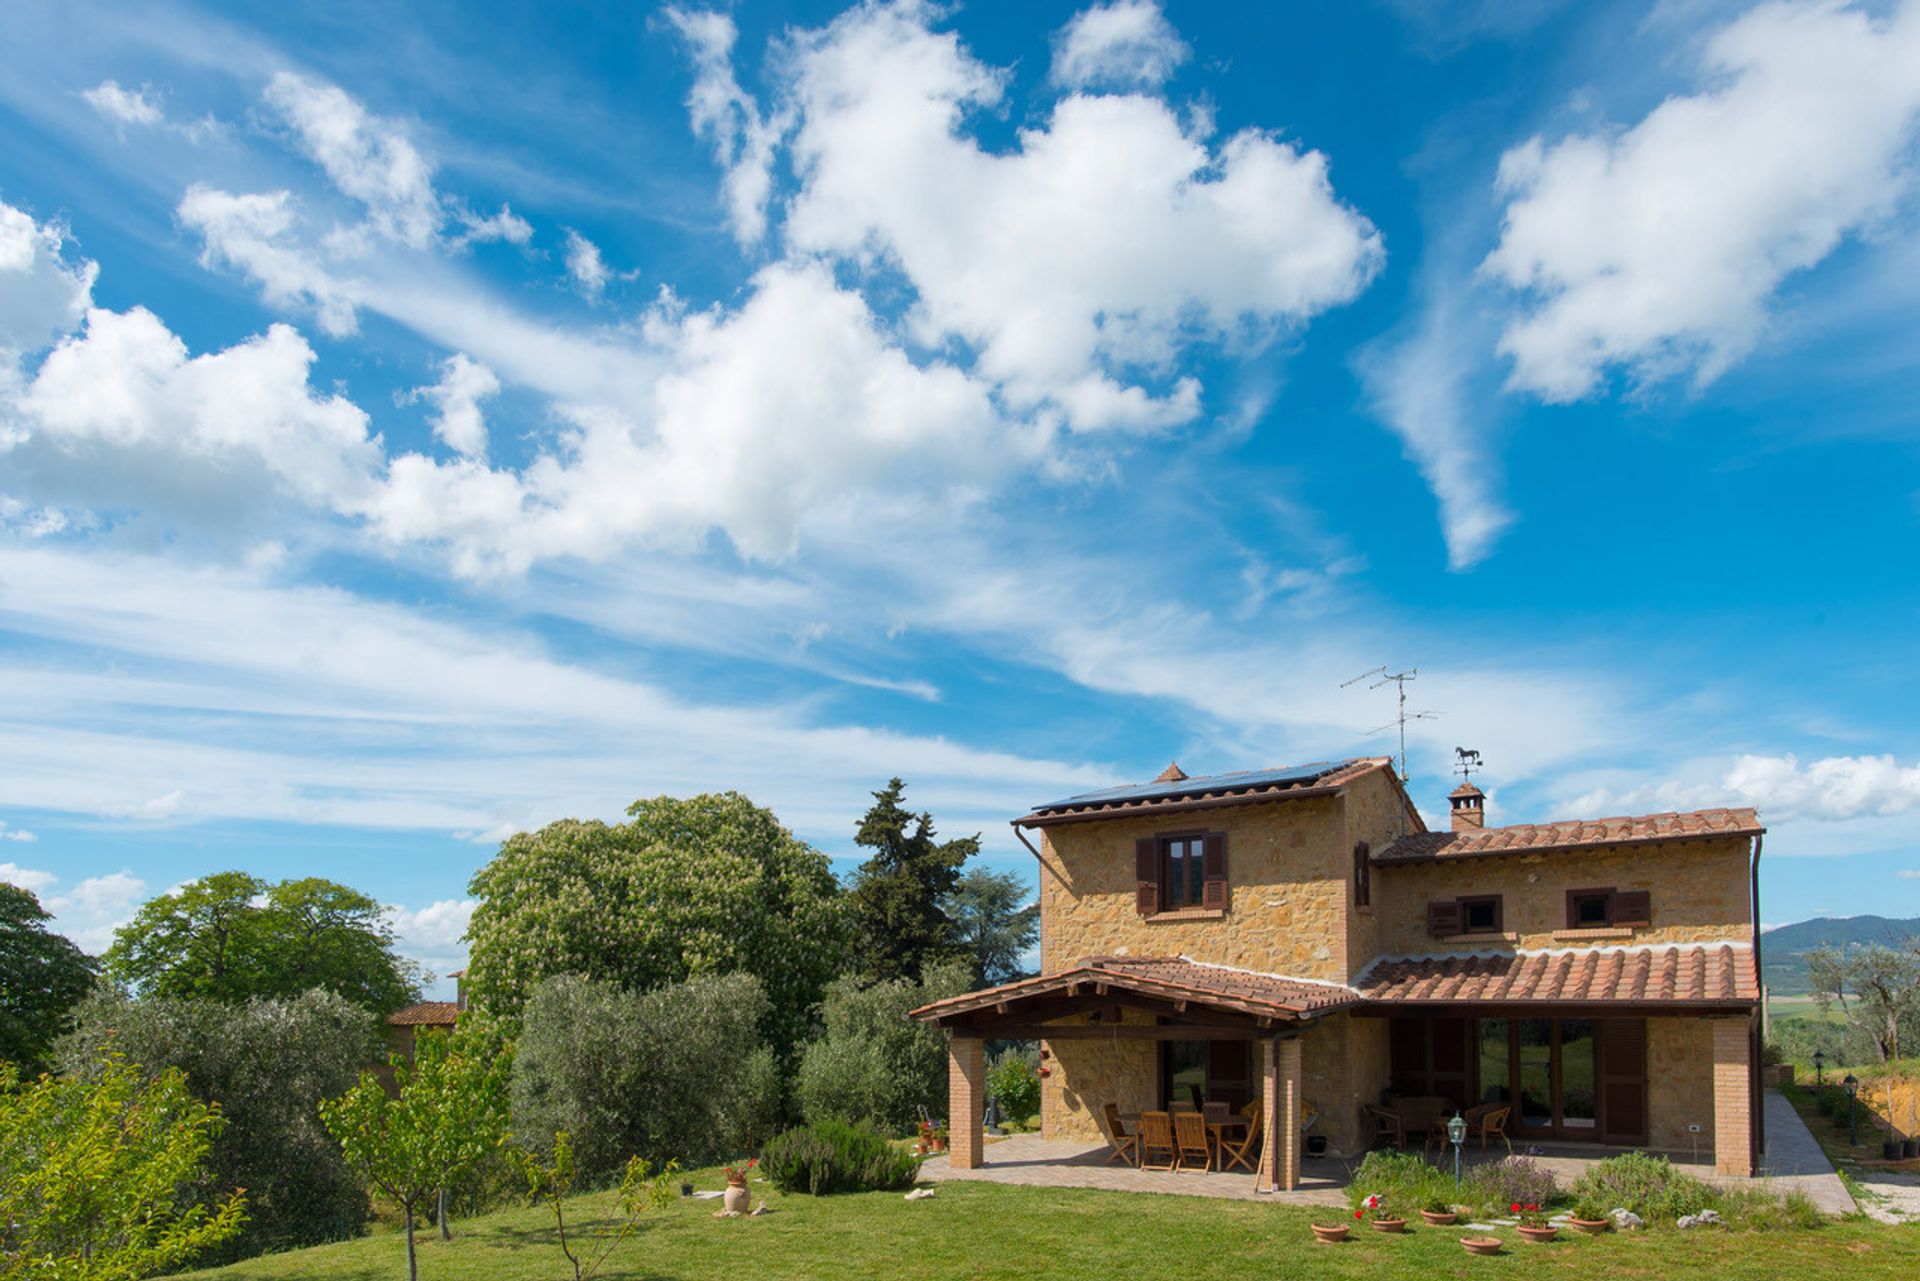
1762,916,1920,995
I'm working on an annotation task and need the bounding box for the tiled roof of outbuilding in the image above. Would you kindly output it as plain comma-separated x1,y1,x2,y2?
1356,943,1758,1007
1374,807,1762,864
387,1001,461,1027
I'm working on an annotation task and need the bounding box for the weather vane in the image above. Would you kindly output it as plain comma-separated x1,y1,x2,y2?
1454,747,1483,780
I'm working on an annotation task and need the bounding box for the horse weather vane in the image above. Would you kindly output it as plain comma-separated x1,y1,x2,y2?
1340,666,1435,785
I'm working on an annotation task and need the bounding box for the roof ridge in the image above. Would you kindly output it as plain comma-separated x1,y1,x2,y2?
1171,955,1359,992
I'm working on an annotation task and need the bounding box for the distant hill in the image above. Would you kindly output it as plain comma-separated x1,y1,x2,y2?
1762,916,1920,995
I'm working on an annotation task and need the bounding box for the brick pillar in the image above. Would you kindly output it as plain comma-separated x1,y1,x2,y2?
1260,1036,1303,1191
948,1035,985,1170
1712,1018,1754,1177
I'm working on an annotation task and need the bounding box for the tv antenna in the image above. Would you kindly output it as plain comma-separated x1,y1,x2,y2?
1341,666,1435,784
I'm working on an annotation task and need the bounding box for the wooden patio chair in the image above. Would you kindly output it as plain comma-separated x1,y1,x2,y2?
1218,1100,1262,1173
1138,1110,1176,1171
1099,1103,1140,1166
1466,1102,1512,1152
1174,1109,1211,1173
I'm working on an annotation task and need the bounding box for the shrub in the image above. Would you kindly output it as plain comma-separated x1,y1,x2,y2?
794,961,973,1134
1466,1154,1558,1213
987,1047,1040,1125
759,1120,918,1195
1346,1150,1456,1214
1569,1152,1718,1222
56,987,380,1264
512,972,780,1183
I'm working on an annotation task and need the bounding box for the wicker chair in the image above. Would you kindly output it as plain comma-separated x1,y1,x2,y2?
1466,1102,1512,1152
1363,1102,1405,1149
1138,1110,1177,1171
1099,1103,1140,1166
1174,1109,1212,1172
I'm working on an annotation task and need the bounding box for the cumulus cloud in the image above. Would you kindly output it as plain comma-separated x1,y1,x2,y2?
1050,0,1191,91
263,71,442,248
1485,0,1920,401
179,185,364,336
1572,752,1920,823
0,200,97,358
0,862,147,953
780,1,1382,430
561,228,612,298
81,80,162,128
0,823,38,843
404,353,498,458
453,204,533,248
667,7,785,243
385,897,474,983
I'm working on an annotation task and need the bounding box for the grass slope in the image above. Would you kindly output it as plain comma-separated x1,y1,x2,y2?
182,1168,1920,1281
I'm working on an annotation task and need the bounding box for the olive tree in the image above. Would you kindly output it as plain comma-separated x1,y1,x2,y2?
794,960,973,1134
465,792,848,1054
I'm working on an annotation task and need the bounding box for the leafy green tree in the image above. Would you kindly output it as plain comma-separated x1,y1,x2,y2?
320,1022,511,1281
794,959,973,1133
103,873,421,1015
944,866,1038,986
846,778,977,982
1808,942,1920,1062
465,792,847,1054
0,882,95,1072
514,1133,677,1281
56,987,381,1262
0,1055,247,1279
511,973,779,1183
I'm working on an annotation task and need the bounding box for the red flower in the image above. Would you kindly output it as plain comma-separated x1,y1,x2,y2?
1511,1203,1520,1213
1354,1209,1364,1220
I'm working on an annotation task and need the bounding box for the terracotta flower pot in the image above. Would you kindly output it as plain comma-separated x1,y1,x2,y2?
1460,1236,1503,1257
1420,1209,1458,1226
1310,1223,1350,1244
1567,1217,1610,1235
723,1182,750,1215
1516,1224,1558,1243
1370,1217,1408,1233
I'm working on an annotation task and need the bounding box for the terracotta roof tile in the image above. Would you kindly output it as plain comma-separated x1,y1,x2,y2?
1356,944,1757,1007
908,955,1357,1024
1374,807,1762,863
387,1001,461,1026
1020,757,1396,828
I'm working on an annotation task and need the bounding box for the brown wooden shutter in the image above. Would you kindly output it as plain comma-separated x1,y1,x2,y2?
1612,890,1652,926
1426,899,1462,936
1135,837,1159,915
1201,831,1228,910
1598,1018,1649,1144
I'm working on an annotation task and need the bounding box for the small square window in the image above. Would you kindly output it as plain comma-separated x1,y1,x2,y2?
1572,892,1612,927
1459,896,1501,933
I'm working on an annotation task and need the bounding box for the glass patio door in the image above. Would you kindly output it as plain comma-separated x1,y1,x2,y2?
1489,1017,1602,1140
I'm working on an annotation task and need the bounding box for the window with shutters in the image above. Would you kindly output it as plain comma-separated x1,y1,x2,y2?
1563,887,1652,930
1135,830,1228,915
1459,895,1502,933
1353,841,1371,908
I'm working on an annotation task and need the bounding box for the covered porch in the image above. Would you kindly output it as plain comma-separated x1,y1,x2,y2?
909,956,1359,1192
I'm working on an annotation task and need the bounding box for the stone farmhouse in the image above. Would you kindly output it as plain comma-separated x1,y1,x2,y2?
912,757,1763,1190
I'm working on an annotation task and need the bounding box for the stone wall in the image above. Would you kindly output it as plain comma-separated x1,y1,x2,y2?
1648,1016,1716,1153
1040,1009,1160,1141
1038,794,1354,981
1372,835,1754,957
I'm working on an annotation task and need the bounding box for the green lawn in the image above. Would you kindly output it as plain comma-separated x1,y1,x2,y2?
181,1168,1920,1281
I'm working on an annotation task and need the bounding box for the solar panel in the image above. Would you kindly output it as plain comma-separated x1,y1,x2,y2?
1032,760,1346,813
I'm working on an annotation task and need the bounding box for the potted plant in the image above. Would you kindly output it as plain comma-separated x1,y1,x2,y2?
1566,1199,1610,1234
722,1157,757,1215
1460,1235,1503,1256
1310,1221,1350,1244
932,1122,949,1153
1357,1193,1406,1233
1512,1203,1557,1242
1420,1197,1459,1226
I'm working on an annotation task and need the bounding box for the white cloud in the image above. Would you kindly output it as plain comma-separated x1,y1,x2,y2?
561,228,611,298
1050,0,1191,91
262,71,442,248
385,897,474,985
781,1,1382,430
0,822,37,843
666,7,785,243
453,204,533,248
1485,0,1920,401
179,185,363,336
1896,869,1920,879
1571,752,1920,823
81,80,162,128
404,353,498,458
0,200,97,358
0,861,56,892
0,863,147,953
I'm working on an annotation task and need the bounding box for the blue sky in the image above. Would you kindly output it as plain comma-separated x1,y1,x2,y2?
3,0,1919,989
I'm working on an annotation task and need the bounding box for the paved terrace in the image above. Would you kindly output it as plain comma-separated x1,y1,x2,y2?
920,1091,1855,1216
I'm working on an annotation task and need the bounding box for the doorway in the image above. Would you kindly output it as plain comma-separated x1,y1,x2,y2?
1160,1040,1255,1111
1391,1015,1647,1146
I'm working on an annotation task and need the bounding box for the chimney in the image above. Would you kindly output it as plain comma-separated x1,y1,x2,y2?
1448,781,1485,831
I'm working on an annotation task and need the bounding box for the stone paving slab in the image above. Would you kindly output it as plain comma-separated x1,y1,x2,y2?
918,1134,1348,1205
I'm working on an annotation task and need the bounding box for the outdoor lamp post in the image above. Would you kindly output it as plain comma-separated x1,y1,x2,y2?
1814,1049,1826,1086
1844,1074,1860,1147
1447,1112,1467,1185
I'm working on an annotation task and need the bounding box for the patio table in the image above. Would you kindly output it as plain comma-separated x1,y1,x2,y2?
1116,1113,1248,1170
